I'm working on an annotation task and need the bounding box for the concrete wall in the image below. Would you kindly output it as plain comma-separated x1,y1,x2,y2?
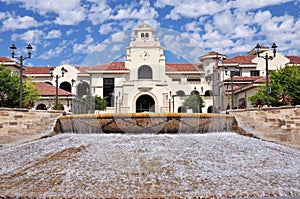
0,108,63,147
230,106,300,149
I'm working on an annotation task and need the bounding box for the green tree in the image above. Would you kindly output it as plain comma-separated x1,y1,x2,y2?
249,65,300,106
81,94,107,113
23,76,41,108
0,65,21,107
183,93,205,113
0,65,40,108
95,95,107,110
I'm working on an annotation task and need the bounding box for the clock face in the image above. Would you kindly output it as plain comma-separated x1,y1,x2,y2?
140,50,150,60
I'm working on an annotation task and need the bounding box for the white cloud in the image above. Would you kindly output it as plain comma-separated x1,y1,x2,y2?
11,29,44,44
39,45,66,60
228,0,292,11
99,22,115,35
111,32,127,42
111,44,123,52
111,2,158,20
234,25,257,38
45,30,61,39
66,29,74,36
3,0,86,25
88,1,112,25
166,1,223,20
2,15,40,30
85,35,94,44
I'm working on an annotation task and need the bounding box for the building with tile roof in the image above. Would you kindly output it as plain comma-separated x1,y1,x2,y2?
2,24,300,113
213,46,300,110
1,24,213,113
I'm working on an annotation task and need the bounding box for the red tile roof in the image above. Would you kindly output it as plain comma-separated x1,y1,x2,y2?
286,56,300,64
89,62,128,71
0,56,15,63
224,76,264,82
201,51,224,57
24,66,53,74
166,63,202,72
35,82,73,96
223,55,256,64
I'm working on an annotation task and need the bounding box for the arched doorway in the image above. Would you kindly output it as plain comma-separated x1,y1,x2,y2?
36,103,46,110
136,95,155,113
60,81,72,92
77,81,90,98
178,106,187,113
207,106,213,113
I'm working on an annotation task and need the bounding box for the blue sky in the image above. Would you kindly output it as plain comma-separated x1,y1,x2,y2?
0,0,300,66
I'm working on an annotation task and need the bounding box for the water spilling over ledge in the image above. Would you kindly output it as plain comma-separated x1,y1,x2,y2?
57,113,237,134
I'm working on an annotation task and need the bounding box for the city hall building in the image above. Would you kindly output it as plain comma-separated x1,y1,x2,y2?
1,23,300,113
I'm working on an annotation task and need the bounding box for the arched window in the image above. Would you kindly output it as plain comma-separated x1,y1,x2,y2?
176,90,185,96
138,65,152,79
141,33,145,39
59,81,72,93
145,33,149,40
190,90,199,95
77,81,90,98
204,90,213,96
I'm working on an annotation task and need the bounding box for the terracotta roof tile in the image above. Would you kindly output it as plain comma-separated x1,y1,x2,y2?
75,66,89,73
224,76,263,82
201,51,224,57
89,62,128,71
24,66,53,74
286,56,300,64
223,55,256,64
35,82,73,96
0,56,15,63
166,63,202,72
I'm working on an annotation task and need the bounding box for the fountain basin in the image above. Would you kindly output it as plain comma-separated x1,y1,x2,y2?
57,113,237,134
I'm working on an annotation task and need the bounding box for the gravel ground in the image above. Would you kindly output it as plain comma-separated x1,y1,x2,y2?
0,132,299,198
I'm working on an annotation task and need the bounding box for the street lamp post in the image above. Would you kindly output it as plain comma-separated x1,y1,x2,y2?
255,43,278,107
169,91,172,112
10,43,33,108
50,67,66,110
225,67,239,109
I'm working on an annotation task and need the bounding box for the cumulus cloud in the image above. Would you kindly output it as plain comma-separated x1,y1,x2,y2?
11,29,44,44
2,15,40,30
39,45,66,60
2,0,86,25
111,32,127,42
88,1,112,25
45,30,62,39
1,0,300,65
111,1,158,20
99,22,115,35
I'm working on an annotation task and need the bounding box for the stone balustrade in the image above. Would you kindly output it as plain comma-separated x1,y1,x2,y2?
230,106,300,149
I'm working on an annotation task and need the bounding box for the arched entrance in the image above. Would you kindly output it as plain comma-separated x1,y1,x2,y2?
36,103,47,110
136,95,155,113
60,81,72,93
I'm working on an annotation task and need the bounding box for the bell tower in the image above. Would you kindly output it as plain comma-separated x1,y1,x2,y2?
125,23,166,81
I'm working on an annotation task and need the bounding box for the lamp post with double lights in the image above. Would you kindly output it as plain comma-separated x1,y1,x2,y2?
255,43,278,107
50,67,66,110
10,43,33,108
225,67,240,109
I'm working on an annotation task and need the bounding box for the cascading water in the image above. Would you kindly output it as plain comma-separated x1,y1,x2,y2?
57,113,237,134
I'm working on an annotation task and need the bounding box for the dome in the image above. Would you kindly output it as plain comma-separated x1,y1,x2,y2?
138,23,150,28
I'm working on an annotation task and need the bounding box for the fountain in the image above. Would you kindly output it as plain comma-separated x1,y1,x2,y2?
57,113,237,134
